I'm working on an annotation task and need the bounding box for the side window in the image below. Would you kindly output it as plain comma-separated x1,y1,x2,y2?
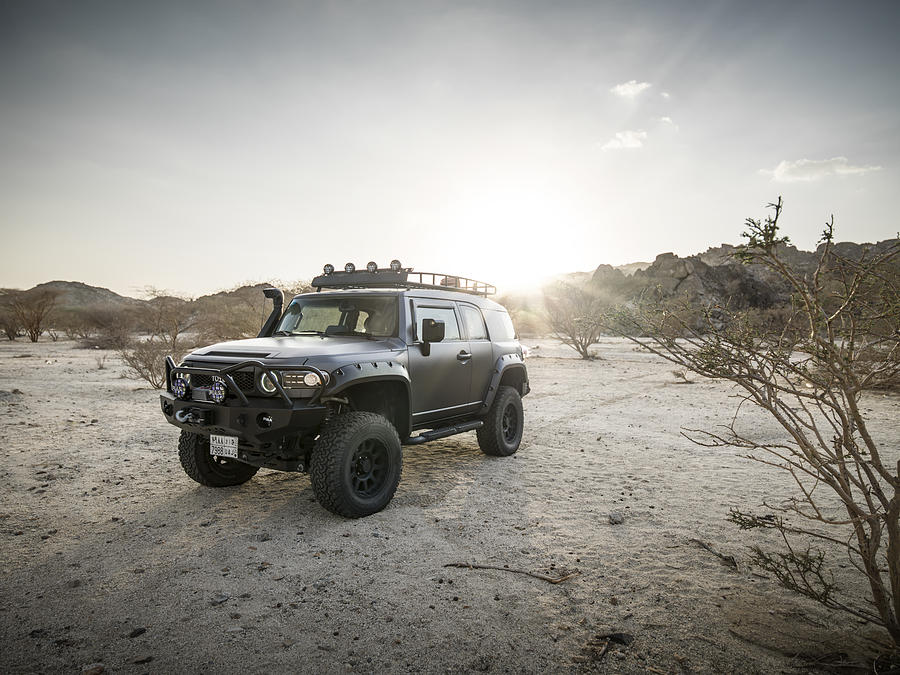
485,310,517,341
459,304,488,340
416,305,461,341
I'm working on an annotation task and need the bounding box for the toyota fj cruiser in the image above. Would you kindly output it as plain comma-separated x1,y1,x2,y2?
160,261,529,517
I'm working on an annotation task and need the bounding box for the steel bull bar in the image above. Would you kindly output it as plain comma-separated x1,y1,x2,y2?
164,356,328,406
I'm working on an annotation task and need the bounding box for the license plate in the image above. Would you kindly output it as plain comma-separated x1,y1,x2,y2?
210,434,239,458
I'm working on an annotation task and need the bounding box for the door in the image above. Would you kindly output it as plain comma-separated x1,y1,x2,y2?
458,303,493,406
407,301,472,425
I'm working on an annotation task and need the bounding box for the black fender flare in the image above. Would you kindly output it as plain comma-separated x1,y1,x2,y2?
480,355,528,413
324,360,413,435
326,360,411,397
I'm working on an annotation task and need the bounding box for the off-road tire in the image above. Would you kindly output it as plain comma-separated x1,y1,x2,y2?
310,412,402,518
477,385,524,457
178,430,259,487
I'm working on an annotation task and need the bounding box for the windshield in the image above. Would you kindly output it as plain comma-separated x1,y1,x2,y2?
275,295,399,338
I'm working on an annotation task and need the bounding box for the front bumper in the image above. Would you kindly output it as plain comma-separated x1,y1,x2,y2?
160,392,328,447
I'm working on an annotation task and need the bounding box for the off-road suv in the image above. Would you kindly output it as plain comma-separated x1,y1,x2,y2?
159,261,529,518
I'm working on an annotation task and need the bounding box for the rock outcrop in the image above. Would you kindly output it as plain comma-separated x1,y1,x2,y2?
591,238,898,310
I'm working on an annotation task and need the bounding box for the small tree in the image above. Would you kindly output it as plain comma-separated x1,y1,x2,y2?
120,289,195,388
0,290,20,340
543,282,604,359
8,289,59,342
610,198,900,646
119,337,169,388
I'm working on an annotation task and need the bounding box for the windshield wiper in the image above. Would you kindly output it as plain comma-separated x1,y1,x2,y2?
273,329,326,337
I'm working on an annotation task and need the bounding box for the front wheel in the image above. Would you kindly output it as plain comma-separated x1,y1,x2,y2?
310,412,402,518
477,385,524,456
178,431,259,487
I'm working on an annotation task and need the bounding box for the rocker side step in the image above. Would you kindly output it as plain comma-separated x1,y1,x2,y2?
404,420,483,445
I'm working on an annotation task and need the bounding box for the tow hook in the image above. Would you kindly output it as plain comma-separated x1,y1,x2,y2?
175,408,212,426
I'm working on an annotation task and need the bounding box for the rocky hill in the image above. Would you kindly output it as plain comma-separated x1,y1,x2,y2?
590,238,899,310
29,280,145,310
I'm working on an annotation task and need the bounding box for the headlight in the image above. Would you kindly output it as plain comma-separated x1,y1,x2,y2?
366,261,378,273
323,263,335,275
303,372,322,387
344,262,356,273
390,259,402,272
259,371,279,394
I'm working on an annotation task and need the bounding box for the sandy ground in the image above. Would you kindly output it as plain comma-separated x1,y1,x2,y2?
1,337,897,674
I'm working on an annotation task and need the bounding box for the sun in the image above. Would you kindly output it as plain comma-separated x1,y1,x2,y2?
435,175,590,292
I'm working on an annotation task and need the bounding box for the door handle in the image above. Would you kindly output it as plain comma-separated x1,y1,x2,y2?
457,351,472,361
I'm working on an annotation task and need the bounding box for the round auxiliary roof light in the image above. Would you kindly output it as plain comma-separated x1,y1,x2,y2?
344,262,356,273
323,263,335,275
302,372,322,387
209,379,227,404
389,259,402,272
366,261,378,273
260,371,278,394
172,376,190,400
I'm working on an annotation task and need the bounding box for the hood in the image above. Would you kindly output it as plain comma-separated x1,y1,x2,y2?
188,336,403,362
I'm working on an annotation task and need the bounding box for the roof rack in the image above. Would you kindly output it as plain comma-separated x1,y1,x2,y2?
311,268,496,296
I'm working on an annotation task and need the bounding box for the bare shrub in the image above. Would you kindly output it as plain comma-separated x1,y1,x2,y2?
119,290,196,388
0,291,21,340
609,197,900,647
543,282,604,359
6,289,59,342
138,289,195,352
95,354,108,370
194,286,269,344
76,307,136,349
118,337,169,389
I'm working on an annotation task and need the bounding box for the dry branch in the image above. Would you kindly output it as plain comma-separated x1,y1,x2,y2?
444,562,580,584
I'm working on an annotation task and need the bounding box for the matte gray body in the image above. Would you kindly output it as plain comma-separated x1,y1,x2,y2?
168,287,528,443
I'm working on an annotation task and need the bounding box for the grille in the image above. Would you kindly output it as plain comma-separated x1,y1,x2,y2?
192,371,255,392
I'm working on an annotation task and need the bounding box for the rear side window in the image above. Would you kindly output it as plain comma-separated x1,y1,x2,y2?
459,304,488,340
485,310,517,341
416,306,461,341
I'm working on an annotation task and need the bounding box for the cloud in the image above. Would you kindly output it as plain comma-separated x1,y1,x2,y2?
658,116,678,130
610,80,651,98
601,130,647,150
762,157,882,182
660,91,671,99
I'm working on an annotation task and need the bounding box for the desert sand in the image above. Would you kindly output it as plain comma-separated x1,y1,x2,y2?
1,337,897,673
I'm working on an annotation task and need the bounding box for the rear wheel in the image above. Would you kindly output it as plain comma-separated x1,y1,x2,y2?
310,412,402,518
477,385,524,456
178,430,258,487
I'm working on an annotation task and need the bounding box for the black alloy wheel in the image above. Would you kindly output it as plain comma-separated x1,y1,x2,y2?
350,438,389,498
476,385,524,457
310,412,403,518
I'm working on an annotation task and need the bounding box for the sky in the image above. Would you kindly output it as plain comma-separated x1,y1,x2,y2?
1,0,899,297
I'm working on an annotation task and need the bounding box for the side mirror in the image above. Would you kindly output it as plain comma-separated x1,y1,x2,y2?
420,318,445,356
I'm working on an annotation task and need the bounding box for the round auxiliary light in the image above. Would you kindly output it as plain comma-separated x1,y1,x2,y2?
323,263,335,275
258,413,273,429
259,371,279,394
366,261,378,273
209,379,227,404
389,259,402,272
344,262,356,273
172,376,190,400
302,372,322,387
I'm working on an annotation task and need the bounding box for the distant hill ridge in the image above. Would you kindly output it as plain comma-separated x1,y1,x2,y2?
19,280,279,315
14,236,899,314
591,237,899,309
